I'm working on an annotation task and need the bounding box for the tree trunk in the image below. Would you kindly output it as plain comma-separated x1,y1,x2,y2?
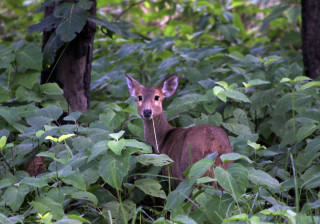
301,0,320,79
41,0,96,112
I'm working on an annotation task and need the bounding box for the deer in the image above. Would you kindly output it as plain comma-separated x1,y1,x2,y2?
125,74,233,187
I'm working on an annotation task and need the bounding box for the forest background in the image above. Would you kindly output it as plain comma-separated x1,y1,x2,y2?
0,0,320,223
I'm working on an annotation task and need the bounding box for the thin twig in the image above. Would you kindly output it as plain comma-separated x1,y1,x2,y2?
151,117,159,154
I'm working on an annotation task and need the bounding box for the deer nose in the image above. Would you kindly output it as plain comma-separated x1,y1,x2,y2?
143,109,152,119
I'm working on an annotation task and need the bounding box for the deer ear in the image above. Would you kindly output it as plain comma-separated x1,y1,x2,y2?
125,74,142,97
159,75,179,98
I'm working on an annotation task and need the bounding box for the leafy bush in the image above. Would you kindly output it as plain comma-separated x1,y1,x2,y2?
0,0,320,223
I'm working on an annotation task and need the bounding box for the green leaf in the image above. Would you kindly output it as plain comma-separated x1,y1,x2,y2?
109,130,125,140
42,31,65,66
215,81,228,89
274,92,313,114
108,139,126,155
187,158,214,185
205,194,234,223
280,77,292,83
71,191,98,206
227,163,248,195
166,179,192,209
301,165,320,189
20,177,48,188
172,215,197,224
61,172,86,190
63,111,82,121
213,86,227,102
218,24,238,41
88,15,140,39
125,139,152,153
54,2,88,42
128,119,144,138
99,110,125,130
220,153,253,163
299,81,320,90
222,122,252,136
293,76,311,83
99,150,130,189
16,43,43,71
286,5,301,23
167,94,200,118
88,140,109,162
136,154,173,166
45,136,58,143
31,196,65,220
215,167,242,196
223,214,248,222
156,56,180,75
0,136,7,149
40,83,63,95
0,87,12,103
134,178,166,199
26,106,63,127
225,89,251,103
16,86,42,102
0,44,15,69
247,167,280,188
296,123,318,142
58,134,75,142
3,185,29,212
102,200,136,224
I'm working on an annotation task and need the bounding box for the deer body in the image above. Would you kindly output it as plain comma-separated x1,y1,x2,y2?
126,74,233,186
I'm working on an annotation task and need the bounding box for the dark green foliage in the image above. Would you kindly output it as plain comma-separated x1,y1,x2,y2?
0,0,320,223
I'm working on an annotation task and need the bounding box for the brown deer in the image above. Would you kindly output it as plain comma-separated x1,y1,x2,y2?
125,74,233,187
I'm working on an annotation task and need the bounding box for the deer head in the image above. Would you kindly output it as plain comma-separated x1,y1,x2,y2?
125,74,179,120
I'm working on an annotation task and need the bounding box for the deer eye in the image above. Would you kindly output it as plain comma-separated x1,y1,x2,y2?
138,96,142,101
155,95,159,101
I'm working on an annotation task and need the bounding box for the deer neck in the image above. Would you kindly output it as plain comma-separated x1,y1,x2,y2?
143,112,174,153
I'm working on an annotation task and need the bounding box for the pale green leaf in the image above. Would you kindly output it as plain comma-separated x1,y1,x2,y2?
136,154,173,166
58,134,75,143
221,153,253,163
108,138,126,155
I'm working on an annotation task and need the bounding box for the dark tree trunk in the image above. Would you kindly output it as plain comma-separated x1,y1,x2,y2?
301,0,320,79
41,0,97,112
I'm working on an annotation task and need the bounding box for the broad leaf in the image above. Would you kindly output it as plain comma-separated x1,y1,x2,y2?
134,178,166,199
205,194,235,223
99,150,130,189
221,153,253,163
166,179,192,209
31,196,65,220
61,172,86,190
247,167,280,188
40,83,63,95
71,191,98,206
215,167,242,196
16,43,43,71
54,2,89,42
136,154,173,166
3,185,29,212
187,158,214,185
125,139,152,153
108,139,126,155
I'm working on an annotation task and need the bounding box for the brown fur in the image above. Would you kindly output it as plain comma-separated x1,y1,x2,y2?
126,74,233,187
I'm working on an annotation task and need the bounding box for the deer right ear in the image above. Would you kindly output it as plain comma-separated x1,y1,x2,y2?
159,75,179,98
125,74,142,97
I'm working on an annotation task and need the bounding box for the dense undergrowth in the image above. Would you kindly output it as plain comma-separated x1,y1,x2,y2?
0,0,320,223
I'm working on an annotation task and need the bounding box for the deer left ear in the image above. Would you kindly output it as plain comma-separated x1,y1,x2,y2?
125,74,143,97
159,75,179,98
